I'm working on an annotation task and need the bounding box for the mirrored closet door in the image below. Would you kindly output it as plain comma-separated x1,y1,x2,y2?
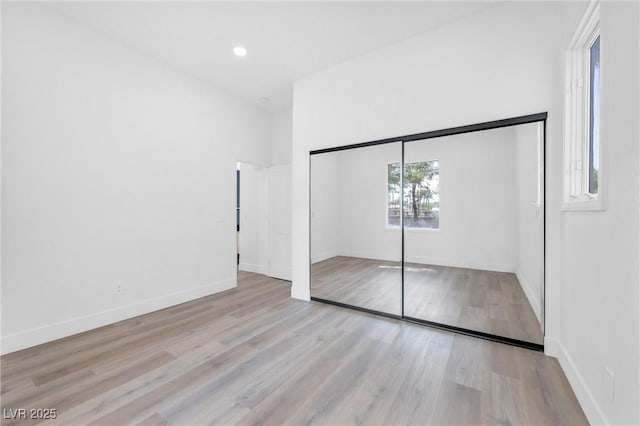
310,114,545,349
403,122,544,346
310,142,403,317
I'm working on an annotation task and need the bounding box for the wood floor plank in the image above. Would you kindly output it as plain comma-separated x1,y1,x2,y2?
136,413,169,426
240,352,341,425
428,380,482,425
481,371,526,425
283,335,389,425
53,333,234,424
161,320,345,425
382,328,453,425
3,351,175,426
0,272,586,426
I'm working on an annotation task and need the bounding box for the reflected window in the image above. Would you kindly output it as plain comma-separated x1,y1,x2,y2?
387,160,439,229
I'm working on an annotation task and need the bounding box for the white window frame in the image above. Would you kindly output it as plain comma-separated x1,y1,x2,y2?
563,1,604,211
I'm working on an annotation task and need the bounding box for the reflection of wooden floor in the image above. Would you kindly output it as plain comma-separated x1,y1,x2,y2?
311,256,543,345
311,256,403,315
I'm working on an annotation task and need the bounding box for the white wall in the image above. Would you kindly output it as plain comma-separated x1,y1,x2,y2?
270,108,292,166
238,163,269,274
267,109,293,280
0,2,4,355
293,2,639,424
515,122,543,323
1,3,272,354
551,2,639,425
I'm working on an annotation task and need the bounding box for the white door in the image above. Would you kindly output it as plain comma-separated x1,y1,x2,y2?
268,165,292,281
238,162,269,275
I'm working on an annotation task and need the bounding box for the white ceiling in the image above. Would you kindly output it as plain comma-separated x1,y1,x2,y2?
48,1,499,112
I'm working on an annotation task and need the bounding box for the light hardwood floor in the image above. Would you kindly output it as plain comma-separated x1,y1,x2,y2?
1,272,585,425
311,256,543,344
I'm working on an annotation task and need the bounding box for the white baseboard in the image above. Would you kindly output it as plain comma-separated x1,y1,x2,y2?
238,262,267,274
545,336,608,425
516,271,541,323
0,279,235,355
268,266,292,282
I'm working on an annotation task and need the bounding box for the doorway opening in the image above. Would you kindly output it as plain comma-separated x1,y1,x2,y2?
236,162,269,275
236,166,240,266
235,162,292,282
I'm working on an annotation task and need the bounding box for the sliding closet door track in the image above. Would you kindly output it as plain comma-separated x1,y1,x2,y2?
310,298,543,352
310,297,402,321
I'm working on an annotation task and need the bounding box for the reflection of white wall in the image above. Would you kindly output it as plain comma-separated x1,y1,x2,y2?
311,127,523,273
514,123,543,322
338,143,402,262
404,127,518,272
310,153,341,262
311,143,403,263
238,163,269,274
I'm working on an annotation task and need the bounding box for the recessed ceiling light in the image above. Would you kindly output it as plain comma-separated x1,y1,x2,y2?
233,46,247,57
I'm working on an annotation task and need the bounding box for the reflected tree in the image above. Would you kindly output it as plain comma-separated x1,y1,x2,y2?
404,161,439,220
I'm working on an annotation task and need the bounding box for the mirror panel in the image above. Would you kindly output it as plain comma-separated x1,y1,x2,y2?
403,122,544,345
309,118,545,348
310,142,403,316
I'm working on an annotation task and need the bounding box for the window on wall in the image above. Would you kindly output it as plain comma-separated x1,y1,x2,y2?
387,160,440,229
588,35,600,194
564,2,603,210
